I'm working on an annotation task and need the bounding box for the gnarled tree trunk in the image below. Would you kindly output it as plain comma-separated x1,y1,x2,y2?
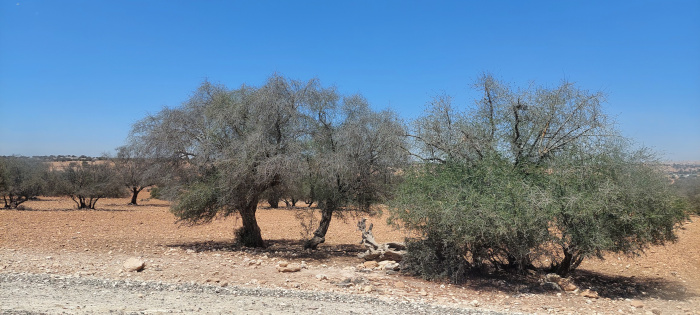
304,199,336,250
554,246,584,276
357,218,406,261
236,197,266,248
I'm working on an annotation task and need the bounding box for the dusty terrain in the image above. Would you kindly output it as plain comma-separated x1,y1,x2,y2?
1,195,699,314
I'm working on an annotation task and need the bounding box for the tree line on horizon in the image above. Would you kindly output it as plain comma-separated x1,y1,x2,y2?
1,73,697,279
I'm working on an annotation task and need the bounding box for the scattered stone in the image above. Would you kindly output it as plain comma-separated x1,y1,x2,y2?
544,273,562,283
315,274,328,281
393,281,405,288
651,310,662,315
580,289,599,299
363,261,379,269
541,282,562,292
630,300,644,308
335,278,354,288
561,282,578,292
378,260,394,268
277,263,301,273
543,273,578,292
363,285,374,293
470,300,480,307
419,289,428,296
278,261,288,267
383,262,400,271
123,258,145,272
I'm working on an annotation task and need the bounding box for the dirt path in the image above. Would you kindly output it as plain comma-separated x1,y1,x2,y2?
1,273,498,315
1,197,699,314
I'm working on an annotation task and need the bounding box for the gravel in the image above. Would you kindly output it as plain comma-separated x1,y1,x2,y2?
1,272,506,314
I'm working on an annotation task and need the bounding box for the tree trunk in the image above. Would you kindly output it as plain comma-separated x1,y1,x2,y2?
555,246,583,277
236,198,266,248
78,196,88,209
304,200,335,250
130,187,142,205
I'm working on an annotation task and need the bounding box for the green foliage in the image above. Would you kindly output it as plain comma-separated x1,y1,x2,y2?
546,146,687,275
53,162,124,209
148,187,162,200
673,176,700,214
390,74,688,280
129,75,406,248
170,179,222,224
391,158,551,279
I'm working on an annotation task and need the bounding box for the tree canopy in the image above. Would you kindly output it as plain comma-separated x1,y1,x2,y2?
128,75,407,248
390,74,687,280
0,156,47,209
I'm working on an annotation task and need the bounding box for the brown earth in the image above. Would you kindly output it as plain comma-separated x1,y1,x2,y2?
1,195,699,314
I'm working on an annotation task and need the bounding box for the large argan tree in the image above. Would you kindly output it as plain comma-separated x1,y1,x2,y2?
130,76,308,247
391,73,687,280
130,75,407,248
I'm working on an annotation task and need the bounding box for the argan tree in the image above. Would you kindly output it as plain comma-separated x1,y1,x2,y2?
55,162,123,209
129,75,407,248
303,95,407,249
391,73,687,280
129,76,316,247
113,144,163,205
0,156,47,209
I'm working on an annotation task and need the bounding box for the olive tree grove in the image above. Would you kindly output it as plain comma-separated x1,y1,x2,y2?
390,74,687,280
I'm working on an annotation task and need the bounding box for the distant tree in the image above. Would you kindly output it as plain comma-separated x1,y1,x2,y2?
54,162,123,209
0,156,47,209
113,144,163,205
674,175,700,214
390,74,687,280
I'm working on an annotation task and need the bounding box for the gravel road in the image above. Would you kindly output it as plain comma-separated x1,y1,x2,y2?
1,273,504,314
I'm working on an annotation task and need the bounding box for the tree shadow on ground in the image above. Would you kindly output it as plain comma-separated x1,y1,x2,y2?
460,269,695,302
571,269,695,301
166,239,365,262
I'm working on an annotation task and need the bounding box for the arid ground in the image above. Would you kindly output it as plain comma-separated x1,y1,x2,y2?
1,194,698,314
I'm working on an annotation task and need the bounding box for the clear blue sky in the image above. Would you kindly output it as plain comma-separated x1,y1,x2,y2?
1,1,698,161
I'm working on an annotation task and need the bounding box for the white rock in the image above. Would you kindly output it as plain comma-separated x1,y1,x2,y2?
383,262,400,271
123,258,145,272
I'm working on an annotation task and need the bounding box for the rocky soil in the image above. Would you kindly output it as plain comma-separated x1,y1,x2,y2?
1,196,699,314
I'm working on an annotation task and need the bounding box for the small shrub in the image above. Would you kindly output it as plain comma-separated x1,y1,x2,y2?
149,187,162,200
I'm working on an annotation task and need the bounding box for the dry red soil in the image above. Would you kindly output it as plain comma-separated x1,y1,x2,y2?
1,195,699,314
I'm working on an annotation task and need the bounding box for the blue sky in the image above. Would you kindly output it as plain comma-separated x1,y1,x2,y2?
1,1,698,161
